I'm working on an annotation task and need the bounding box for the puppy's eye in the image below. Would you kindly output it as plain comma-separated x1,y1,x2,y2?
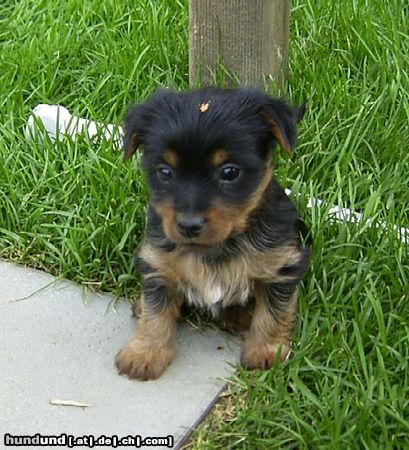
219,164,240,183
156,165,174,183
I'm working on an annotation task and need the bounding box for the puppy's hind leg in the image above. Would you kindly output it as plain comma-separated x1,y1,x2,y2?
116,276,182,381
241,246,309,370
240,281,298,370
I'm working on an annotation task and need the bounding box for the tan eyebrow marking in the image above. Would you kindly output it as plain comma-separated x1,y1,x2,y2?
163,150,179,167
210,148,230,167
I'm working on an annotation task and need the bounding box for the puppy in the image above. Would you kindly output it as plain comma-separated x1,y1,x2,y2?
115,87,310,381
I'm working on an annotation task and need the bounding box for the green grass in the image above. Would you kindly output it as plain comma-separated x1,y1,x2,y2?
0,0,408,448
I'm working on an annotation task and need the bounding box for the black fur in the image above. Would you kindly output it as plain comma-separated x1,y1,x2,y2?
265,281,299,315
116,87,311,379
123,87,304,213
145,207,176,252
124,86,310,270
134,254,154,275
142,276,172,314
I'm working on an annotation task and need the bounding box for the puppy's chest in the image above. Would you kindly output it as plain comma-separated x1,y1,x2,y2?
177,255,253,313
140,241,300,314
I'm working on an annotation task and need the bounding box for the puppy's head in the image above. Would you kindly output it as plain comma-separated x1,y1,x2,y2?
123,87,304,248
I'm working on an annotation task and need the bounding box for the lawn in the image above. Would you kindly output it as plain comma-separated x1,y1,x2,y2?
0,0,408,448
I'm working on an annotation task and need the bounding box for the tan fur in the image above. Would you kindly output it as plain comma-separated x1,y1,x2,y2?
130,241,300,377
206,164,273,235
210,148,230,167
232,163,273,231
163,150,179,167
151,164,273,246
123,164,302,378
240,283,298,369
152,201,178,243
115,294,181,380
131,300,142,318
139,240,302,310
261,112,292,155
123,133,140,161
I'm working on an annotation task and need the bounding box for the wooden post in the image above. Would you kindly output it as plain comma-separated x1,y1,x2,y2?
189,0,290,88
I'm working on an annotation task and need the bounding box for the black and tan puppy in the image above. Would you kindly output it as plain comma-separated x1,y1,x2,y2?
115,87,310,380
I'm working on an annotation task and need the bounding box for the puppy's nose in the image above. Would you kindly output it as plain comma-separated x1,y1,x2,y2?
176,215,204,238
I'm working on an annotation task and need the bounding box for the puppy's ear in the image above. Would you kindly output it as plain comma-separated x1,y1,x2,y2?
122,104,145,162
261,100,306,155
122,89,173,161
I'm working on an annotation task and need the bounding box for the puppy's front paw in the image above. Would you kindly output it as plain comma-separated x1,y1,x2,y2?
115,340,174,381
240,337,291,370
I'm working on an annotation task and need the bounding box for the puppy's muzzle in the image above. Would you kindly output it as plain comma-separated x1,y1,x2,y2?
176,214,205,238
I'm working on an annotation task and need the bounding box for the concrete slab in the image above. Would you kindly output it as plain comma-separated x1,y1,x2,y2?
0,262,240,449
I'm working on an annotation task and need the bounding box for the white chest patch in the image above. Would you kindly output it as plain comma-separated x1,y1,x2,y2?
178,254,252,316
